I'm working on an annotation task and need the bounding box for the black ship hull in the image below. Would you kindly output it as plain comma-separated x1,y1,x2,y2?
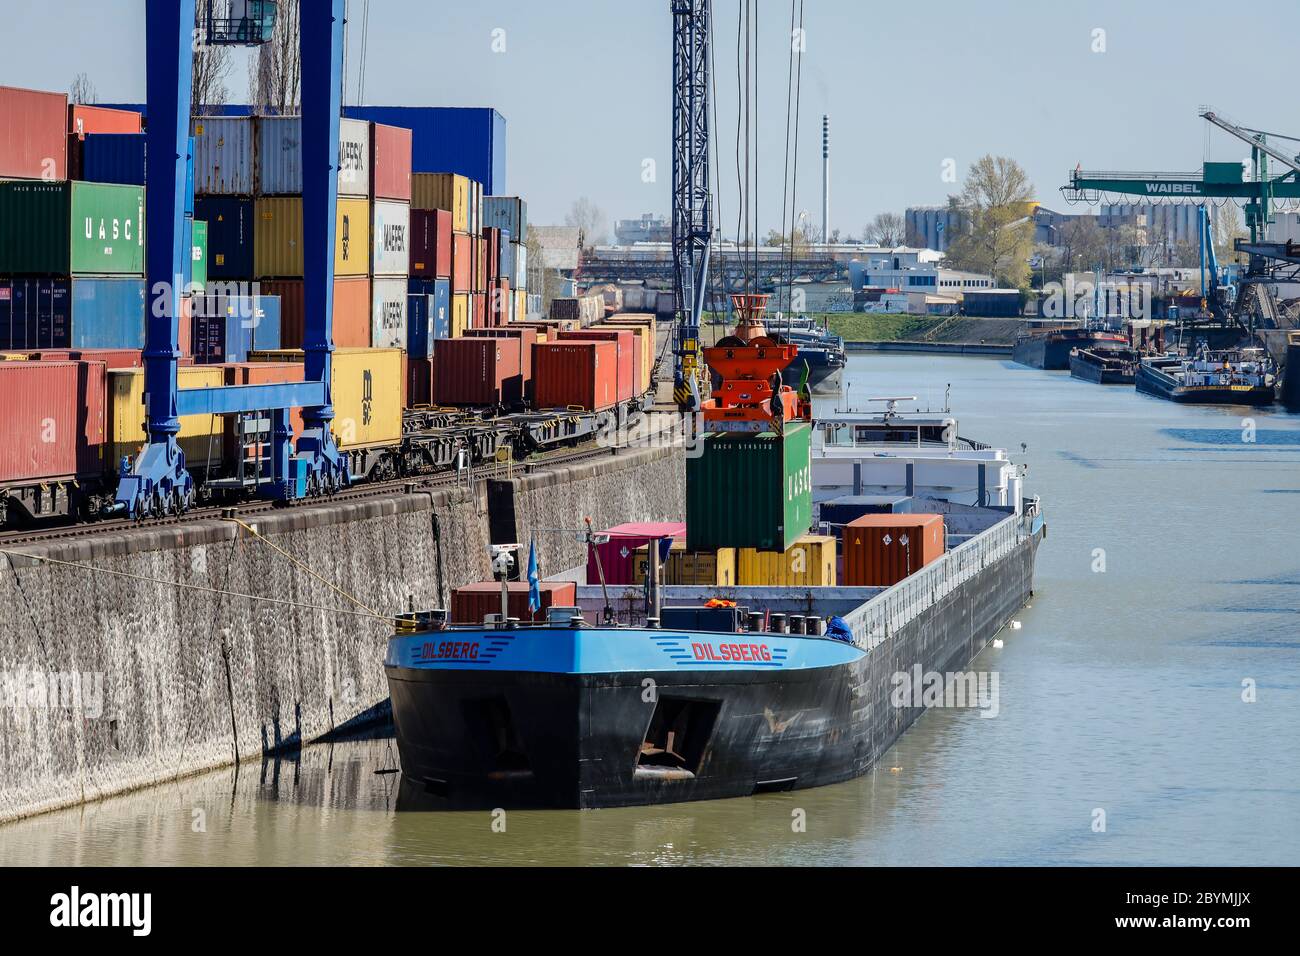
1013,329,1128,370
1069,348,1137,385
1136,361,1276,405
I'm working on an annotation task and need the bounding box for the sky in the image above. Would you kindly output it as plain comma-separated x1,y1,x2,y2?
6,0,1300,238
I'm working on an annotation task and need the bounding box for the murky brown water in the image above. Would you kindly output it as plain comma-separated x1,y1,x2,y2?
3,355,1298,865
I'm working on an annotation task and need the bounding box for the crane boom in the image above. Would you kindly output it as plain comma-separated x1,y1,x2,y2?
1199,108,1300,176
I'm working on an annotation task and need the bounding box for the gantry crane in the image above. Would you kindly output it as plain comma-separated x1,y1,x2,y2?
670,0,712,410
115,0,350,517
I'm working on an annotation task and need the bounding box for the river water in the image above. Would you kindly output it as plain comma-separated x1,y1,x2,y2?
3,354,1298,866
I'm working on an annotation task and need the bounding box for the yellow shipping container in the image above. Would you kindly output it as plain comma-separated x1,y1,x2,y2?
253,196,370,278
633,541,736,587
601,312,657,342
411,173,469,232
598,323,652,392
514,289,527,324
241,347,403,450
737,534,837,587
451,293,470,336
1,353,31,360
109,366,225,472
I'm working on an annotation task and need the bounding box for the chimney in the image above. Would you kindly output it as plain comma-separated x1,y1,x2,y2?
821,115,830,244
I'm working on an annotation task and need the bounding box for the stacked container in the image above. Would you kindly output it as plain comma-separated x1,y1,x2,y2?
412,172,483,329
369,122,413,351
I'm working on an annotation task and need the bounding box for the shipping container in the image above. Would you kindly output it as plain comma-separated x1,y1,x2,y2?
0,360,106,484
557,328,638,398
841,513,946,587
256,115,371,197
451,292,470,337
450,580,576,625
80,132,146,185
109,365,225,473
329,347,404,449
69,104,142,137
221,360,305,462
686,423,812,553
370,122,412,202
585,323,652,394
585,521,687,585
433,336,525,407
410,208,452,278
258,276,369,350
191,293,281,363
497,230,514,284
343,106,506,195
474,234,488,290
483,196,527,243
472,291,486,329
253,196,370,277
532,341,617,411
463,326,537,381
550,294,604,326
482,227,501,280
371,199,410,276
193,195,254,279
411,172,470,231
370,277,408,349
407,279,450,359
28,348,142,369
407,356,434,407
68,277,146,349
450,231,473,291
489,279,511,327
631,540,737,587
0,180,144,275
191,115,254,195
0,86,67,180
189,219,208,291
514,288,527,324
818,495,913,526
737,534,837,587
510,240,527,290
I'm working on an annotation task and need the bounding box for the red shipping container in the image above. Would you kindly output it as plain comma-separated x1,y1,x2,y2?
464,326,535,380
483,227,501,280
29,348,144,369
586,521,688,585
474,235,488,290
68,104,143,138
260,276,370,349
841,513,946,587
410,208,452,278
489,279,510,327
408,356,434,407
533,341,618,411
451,232,473,292
472,292,486,329
369,122,412,202
0,360,105,483
178,294,193,358
0,86,68,180
557,328,638,399
451,580,578,624
433,336,525,407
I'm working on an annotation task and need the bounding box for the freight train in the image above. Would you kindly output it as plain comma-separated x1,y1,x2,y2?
0,346,653,529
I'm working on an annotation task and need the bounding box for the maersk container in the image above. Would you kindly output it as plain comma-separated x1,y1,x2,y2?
192,116,255,195
81,133,146,185
483,196,527,243
686,423,813,553
193,195,254,279
0,86,68,180
256,115,371,197
371,199,410,276
343,106,506,195
407,280,449,359
370,277,408,349
0,181,144,275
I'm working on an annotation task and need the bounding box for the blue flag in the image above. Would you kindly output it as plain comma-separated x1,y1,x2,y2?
527,539,541,615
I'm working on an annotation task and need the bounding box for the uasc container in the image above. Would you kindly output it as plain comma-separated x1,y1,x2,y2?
0,86,68,180
0,181,145,275
841,513,946,587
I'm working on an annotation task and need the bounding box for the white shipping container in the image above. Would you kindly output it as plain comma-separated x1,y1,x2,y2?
371,276,408,349
256,116,371,197
371,199,411,276
484,196,527,243
510,240,527,290
192,116,255,195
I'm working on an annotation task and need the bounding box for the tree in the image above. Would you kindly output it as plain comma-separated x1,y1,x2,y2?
565,197,609,248
1212,204,1247,265
192,14,233,116
69,72,97,105
864,211,905,247
943,155,1036,289
249,0,301,115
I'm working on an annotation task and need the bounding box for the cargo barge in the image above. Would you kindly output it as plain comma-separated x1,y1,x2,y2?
1069,346,1139,385
1135,346,1277,405
1011,324,1128,370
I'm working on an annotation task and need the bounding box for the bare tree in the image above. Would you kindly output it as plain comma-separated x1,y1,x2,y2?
863,212,905,247
69,72,97,105
565,197,609,248
249,0,301,115
191,18,233,116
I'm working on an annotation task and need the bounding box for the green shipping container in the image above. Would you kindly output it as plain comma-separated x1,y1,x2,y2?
686,422,812,553
0,180,144,275
190,219,208,291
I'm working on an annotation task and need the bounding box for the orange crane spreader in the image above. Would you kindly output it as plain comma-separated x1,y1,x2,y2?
700,294,811,431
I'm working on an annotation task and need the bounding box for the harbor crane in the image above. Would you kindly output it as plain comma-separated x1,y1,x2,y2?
116,0,349,518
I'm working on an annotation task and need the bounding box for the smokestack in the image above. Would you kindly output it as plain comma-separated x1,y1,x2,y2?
821,115,830,244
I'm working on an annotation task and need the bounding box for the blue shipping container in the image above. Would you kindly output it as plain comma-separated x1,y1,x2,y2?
81,133,147,186
0,279,70,350
407,280,450,359
194,196,254,279
191,293,281,363
70,277,146,349
483,196,527,242
343,106,506,195
819,495,915,526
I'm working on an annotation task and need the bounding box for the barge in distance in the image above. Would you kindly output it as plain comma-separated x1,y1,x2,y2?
1012,324,1129,370
1135,346,1277,405
1069,346,1140,385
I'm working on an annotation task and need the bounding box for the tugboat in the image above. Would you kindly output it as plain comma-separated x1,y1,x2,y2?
1012,322,1129,370
1136,344,1277,405
1069,346,1140,385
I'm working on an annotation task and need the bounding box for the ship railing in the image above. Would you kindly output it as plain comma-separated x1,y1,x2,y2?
845,513,1029,650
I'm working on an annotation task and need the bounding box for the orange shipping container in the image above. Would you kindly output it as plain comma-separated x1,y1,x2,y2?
451,233,473,293
68,104,143,137
221,361,306,460
533,340,618,411
259,276,371,349
841,513,945,587
556,328,638,399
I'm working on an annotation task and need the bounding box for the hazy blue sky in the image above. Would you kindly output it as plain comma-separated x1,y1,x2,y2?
7,0,1299,237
